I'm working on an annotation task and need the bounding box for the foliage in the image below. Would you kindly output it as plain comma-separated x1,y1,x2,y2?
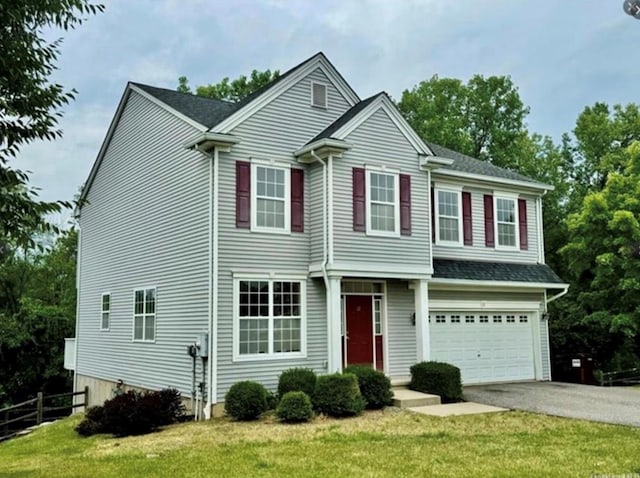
558,142,640,371
265,390,278,410
398,74,529,170
0,230,78,407
409,362,462,403
75,388,185,437
0,1,103,249
275,391,313,423
277,368,317,399
343,365,393,409
312,373,365,417
224,381,268,421
177,69,280,103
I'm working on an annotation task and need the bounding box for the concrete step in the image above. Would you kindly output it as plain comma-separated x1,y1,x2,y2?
392,387,441,408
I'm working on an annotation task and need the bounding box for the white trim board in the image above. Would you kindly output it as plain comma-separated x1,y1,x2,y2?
429,278,570,290
429,300,542,311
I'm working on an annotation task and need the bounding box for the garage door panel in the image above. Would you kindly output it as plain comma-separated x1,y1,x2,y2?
430,311,535,384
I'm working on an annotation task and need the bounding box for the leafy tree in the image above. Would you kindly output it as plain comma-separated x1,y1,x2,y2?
177,69,280,102
0,1,104,249
558,142,640,371
0,230,77,407
398,74,530,170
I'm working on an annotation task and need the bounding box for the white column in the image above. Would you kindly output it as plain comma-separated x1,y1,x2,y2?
327,276,343,373
414,279,430,362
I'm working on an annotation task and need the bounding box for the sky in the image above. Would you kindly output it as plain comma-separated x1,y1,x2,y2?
17,0,640,222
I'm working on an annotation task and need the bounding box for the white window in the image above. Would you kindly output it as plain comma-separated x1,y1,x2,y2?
366,169,399,236
310,81,328,109
435,187,463,246
251,164,290,233
494,195,519,249
100,293,110,330
235,277,306,360
133,288,156,342
374,298,382,335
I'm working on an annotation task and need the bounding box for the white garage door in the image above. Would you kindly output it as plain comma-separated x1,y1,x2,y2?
430,312,535,384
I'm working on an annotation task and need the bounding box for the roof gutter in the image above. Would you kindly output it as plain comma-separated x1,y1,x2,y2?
430,278,570,290
294,138,352,160
432,168,554,192
184,132,240,151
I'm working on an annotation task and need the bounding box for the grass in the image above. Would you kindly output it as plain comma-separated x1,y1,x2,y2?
1,410,639,477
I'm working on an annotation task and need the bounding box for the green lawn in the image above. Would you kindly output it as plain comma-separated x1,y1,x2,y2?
1,410,639,477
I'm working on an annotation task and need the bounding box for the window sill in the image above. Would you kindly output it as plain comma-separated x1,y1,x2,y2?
434,241,464,248
365,230,400,238
250,227,291,235
494,245,519,251
233,352,306,363
132,339,156,344
99,328,110,332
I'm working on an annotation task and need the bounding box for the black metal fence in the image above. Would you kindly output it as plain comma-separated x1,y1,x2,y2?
0,386,88,442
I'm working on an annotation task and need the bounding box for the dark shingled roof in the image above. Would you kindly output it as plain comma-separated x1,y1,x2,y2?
132,83,240,129
307,92,385,144
433,259,565,285
427,142,548,187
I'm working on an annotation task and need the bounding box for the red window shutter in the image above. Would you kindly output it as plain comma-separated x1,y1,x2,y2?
236,161,251,228
518,198,528,250
291,168,304,233
462,191,473,246
400,174,411,236
430,186,435,242
353,167,366,232
484,194,494,247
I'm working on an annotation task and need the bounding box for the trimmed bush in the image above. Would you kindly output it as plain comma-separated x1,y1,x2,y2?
224,381,268,421
277,368,317,398
265,390,279,410
75,388,185,437
344,365,393,409
313,373,365,417
276,391,313,423
409,361,462,403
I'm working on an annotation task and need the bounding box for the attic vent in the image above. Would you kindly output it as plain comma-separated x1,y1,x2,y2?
311,81,327,109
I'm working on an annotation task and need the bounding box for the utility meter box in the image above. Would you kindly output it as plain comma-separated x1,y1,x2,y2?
197,333,209,358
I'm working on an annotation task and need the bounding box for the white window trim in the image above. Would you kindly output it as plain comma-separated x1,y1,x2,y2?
365,167,400,237
132,286,156,343
434,186,463,247
232,275,307,362
100,292,110,331
493,193,520,251
310,80,328,109
250,161,291,234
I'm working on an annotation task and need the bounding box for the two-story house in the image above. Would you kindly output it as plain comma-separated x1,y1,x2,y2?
68,52,567,417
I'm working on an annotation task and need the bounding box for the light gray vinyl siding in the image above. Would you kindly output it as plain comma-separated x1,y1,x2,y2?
429,290,544,303
309,162,324,265
333,108,431,270
76,90,210,396
432,188,539,263
386,281,417,377
215,67,352,400
541,318,551,380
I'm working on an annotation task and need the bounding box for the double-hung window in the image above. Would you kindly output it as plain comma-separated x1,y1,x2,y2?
100,293,110,330
435,187,463,246
235,277,305,360
494,195,519,249
133,287,156,341
366,169,399,236
252,163,290,233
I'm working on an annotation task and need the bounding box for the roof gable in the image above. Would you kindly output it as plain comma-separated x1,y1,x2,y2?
310,93,433,156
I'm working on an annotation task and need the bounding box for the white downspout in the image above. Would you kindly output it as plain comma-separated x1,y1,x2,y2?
546,288,568,306
73,224,82,402
309,150,331,370
327,154,334,265
196,144,218,420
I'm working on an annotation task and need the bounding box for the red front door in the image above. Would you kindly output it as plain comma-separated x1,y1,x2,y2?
346,295,373,366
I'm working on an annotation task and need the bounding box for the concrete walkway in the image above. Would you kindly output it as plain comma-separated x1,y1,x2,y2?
464,381,640,427
409,402,507,417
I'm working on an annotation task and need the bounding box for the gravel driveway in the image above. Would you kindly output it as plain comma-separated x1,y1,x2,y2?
464,381,640,427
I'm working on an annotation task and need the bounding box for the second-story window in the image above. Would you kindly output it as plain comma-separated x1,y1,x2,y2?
436,188,462,246
366,170,399,236
495,196,519,249
252,164,290,233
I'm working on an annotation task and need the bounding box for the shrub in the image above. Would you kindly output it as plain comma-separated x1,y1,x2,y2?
409,361,462,403
344,365,393,409
276,391,313,423
277,368,317,398
224,381,268,421
75,388,186,437
313,373,365,417
266,390,278,410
